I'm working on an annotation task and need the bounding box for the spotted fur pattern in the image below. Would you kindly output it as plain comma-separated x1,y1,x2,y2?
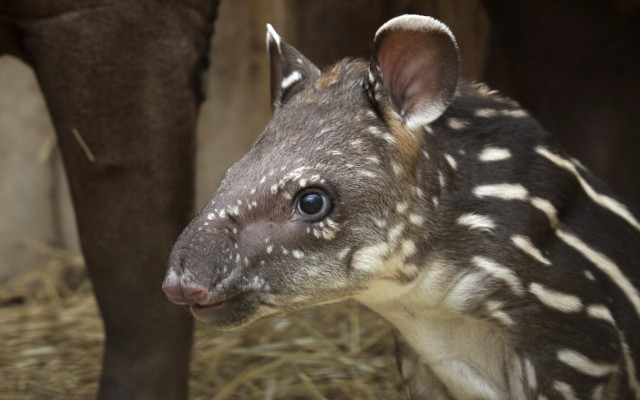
164,15,640,400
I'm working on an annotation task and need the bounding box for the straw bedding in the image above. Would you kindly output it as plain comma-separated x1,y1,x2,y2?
0,242,404,399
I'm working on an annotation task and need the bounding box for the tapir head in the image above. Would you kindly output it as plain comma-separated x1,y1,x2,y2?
162,15,460,329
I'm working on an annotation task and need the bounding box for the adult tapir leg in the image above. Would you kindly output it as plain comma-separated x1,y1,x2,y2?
14,1,219,398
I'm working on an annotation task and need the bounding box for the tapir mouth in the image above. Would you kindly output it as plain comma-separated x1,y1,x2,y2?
192,298,228,312
189,291,262,328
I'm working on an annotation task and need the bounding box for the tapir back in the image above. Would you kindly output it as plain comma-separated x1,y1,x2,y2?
418,80,640,398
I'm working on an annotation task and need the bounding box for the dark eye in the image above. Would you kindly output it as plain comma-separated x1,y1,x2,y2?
295,188,331,220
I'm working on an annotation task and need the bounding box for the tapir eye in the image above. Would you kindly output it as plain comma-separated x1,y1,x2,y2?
295,188,332,220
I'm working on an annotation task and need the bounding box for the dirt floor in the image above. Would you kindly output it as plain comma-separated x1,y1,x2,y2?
0,243,404,399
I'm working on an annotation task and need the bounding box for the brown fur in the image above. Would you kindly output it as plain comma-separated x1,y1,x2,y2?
316,63,343,88
386,110,423,176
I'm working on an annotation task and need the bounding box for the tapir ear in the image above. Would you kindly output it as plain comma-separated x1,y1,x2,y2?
369,15,460,129
266,24,321,112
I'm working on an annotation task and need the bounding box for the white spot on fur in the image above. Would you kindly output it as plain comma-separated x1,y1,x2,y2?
537,146,640,231
206,213,215,220
553,380,579,400
475,108,498,118
409,214,424,226
337,247,350,261
586,304,615,324
387,223,405,243
475,108,528,118
504,109,528,118
557,349,617,377
351,243,389,273
292,250,304,259
584,270,596,281
446,117,468,130
392,162,403,176
374,218,387,228
401,240,417,257
457,213,495,232
472,256,524,295
511,235,551,265
479,147,511,162
281,70,302,90
484,300,516,327
266,245,273,254
445,153,458,170
367,126,395,144
524,358,537,390
438,171,446,189
620,332,640,398
445,272,490,311
358,170,378,178
321,228,337,240
530,197,558,227
474,183,528,201
396,202,409,214
366,156,380,164
529,282,583,312
557,229,640,320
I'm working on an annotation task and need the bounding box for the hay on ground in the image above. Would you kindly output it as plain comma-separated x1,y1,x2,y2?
0,242,404,399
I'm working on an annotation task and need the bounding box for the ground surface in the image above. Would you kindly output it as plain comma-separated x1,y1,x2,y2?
0,244,403,399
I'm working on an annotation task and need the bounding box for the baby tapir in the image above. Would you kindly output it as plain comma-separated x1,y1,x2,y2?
163,15,640,400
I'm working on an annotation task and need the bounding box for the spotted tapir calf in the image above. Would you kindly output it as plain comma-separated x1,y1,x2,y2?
163,15,640,399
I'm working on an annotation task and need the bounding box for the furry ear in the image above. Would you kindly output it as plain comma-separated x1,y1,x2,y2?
266,24,321,112
368,15,460,129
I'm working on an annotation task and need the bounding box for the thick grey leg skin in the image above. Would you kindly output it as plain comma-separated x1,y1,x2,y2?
14,1,219,398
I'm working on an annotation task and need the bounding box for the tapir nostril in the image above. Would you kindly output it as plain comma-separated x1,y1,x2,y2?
181,284,209,303
162,281,209,305
162,281,187,305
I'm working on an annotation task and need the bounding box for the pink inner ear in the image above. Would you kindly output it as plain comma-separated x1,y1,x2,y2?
376,30,458,124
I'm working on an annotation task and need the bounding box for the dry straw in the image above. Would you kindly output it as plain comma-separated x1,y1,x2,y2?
0,242,404,399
